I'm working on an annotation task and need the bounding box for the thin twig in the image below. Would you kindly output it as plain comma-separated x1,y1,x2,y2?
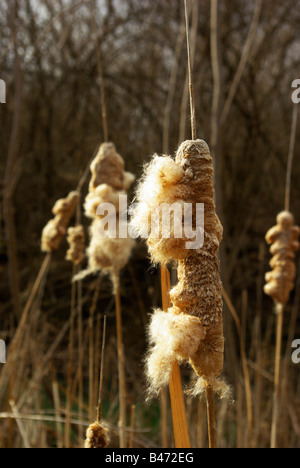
271,303,284,449
163,4,186,154
205,386,217,449
97,316,107,423
129,404,136,449
114,273,127,448
184,0,197,140
65,264,77,448
91,0,109,142
285,104,298,212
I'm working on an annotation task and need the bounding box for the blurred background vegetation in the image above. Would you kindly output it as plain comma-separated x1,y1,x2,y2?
0,0,299,448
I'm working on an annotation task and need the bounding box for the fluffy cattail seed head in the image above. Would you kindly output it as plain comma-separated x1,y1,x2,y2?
264,211,300,305
131,140,225,396
76,143,135,283
66,225,85,265
85,422,110,449
41,191,80,253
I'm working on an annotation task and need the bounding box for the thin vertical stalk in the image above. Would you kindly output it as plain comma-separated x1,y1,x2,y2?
163,5,186,154
271,303,284,449
77,277,84,442
65,265,77,449
184,0,197,140
179,0,198,144
129,404,136,449
285,105,298,212
97,315,107,423
114,274,127,448
160,389,168,448
91,0,109,142
206,385,217,449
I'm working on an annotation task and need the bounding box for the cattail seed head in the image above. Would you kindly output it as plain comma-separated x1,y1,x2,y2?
85,421,110,449
264,211,300,305
66,225,85,265
41,191,80,253
131,140,225,395
76,143,135,283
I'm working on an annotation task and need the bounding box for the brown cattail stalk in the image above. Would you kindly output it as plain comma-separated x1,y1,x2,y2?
64,264,77,449
129,404,136,449
114,274,127,448
206,385,217,449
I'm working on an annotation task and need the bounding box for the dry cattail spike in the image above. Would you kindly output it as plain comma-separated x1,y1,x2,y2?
41,191,80,253
66,225,85,265
131,140,227,396
76,142,135,283
264,211,300,305
89,142,134,192
84,421,110,449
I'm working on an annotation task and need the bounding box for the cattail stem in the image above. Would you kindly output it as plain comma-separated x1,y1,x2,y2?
114,274,127,448
65,265,77,448
206,385,217,449
169,362,191,449
129,404,136,449
88,277,102,422
77,277,84,442
97,315,107,423
271,303,284,449
285,105,298,212
184,0,197,140
161,266,191,449
160,389,169,448
91,0,109,142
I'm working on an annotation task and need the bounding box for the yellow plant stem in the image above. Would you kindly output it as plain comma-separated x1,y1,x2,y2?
161,266,191,449
271,303,284,449
206,385,217,449
114,274,127,449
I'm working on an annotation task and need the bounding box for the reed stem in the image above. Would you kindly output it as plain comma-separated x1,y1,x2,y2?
271,303,284,448
114,275,127,448
161,266,191,448
206,385,217,449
